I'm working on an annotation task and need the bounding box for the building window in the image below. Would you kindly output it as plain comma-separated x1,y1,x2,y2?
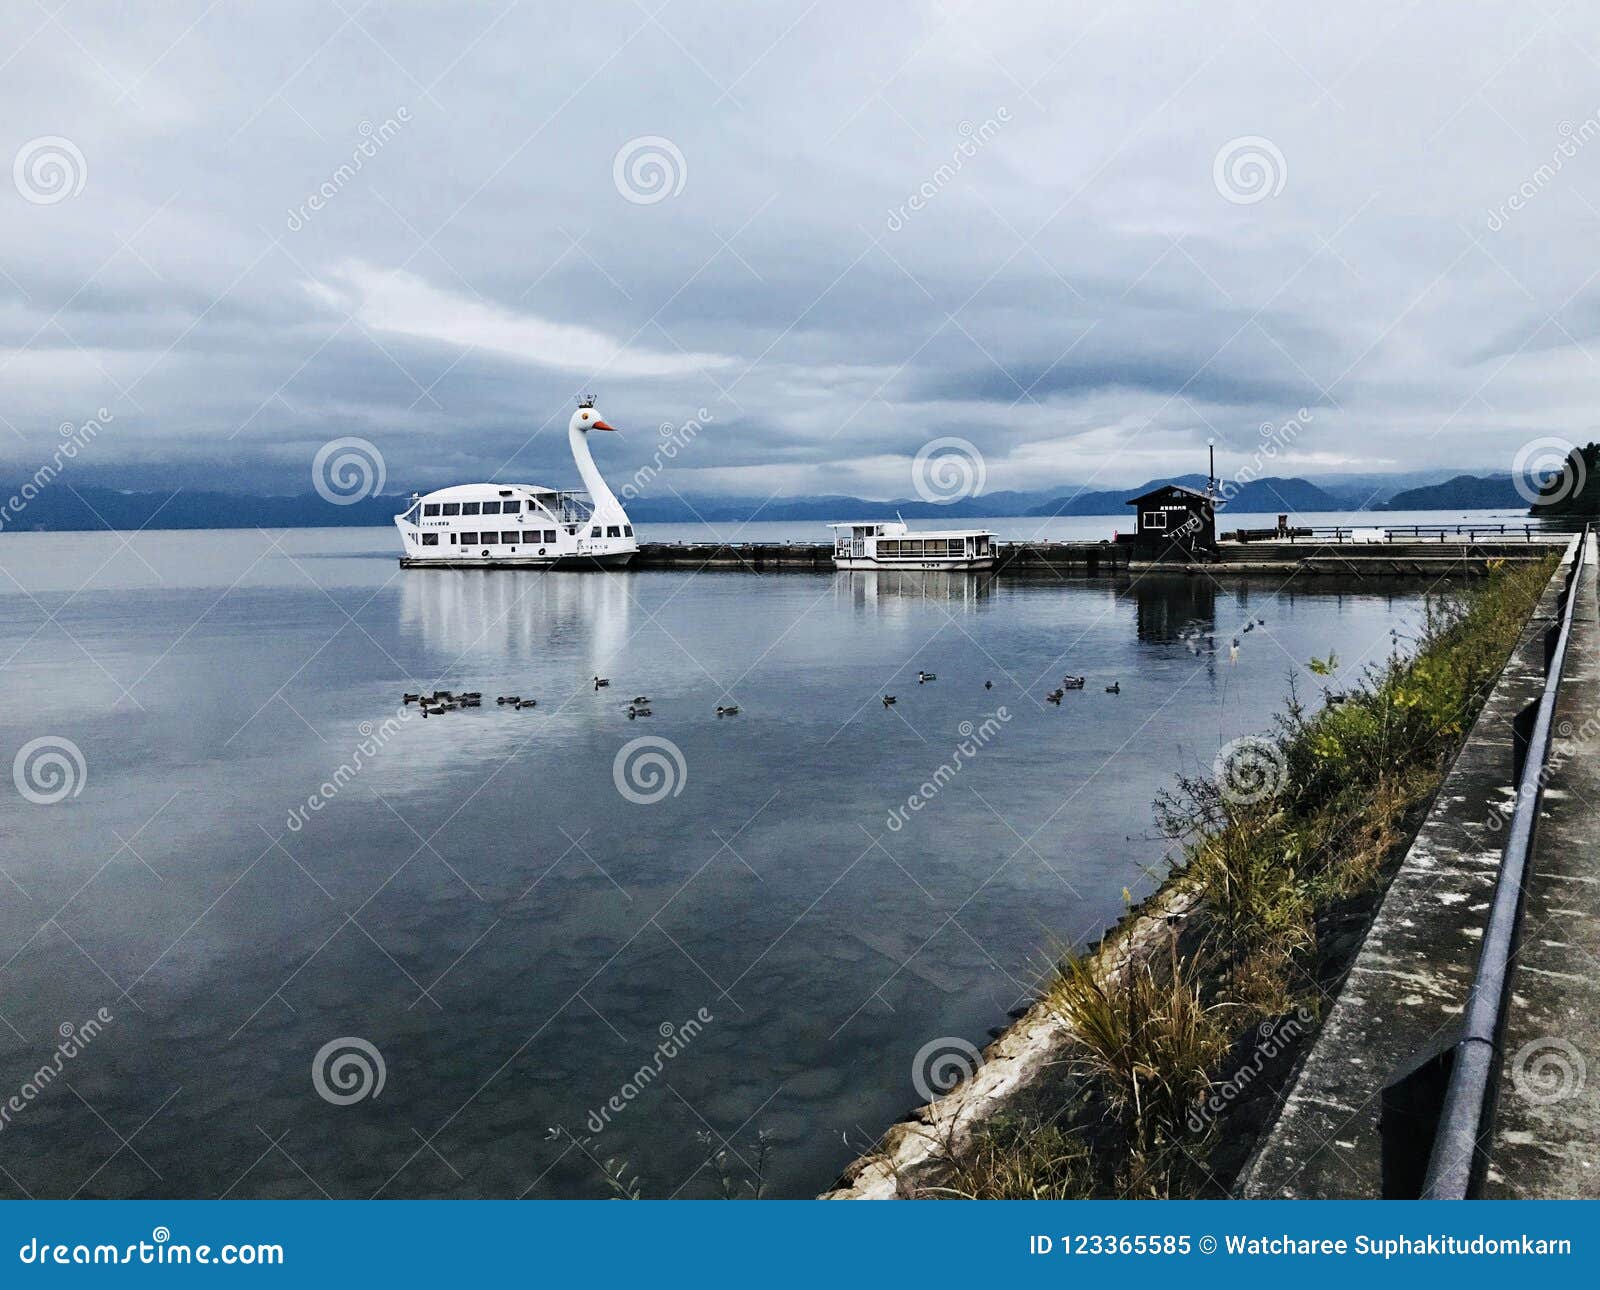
503,500,520,514
461,502,480,515
1142,511,1167,529
441,503,460,516
544,529,557,543
421,533,439,546
460,531,478,544
423,503,440,517
481,501,500,515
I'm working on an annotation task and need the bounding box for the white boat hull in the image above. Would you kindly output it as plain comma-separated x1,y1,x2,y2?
833,555,995,571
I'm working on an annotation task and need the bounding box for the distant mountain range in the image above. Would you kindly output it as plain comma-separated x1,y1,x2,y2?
1025,474,1353,517
1373,474,1526,511
0,473,1534,533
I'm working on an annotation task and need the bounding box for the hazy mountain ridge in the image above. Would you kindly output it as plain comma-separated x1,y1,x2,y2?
0,472,1515,533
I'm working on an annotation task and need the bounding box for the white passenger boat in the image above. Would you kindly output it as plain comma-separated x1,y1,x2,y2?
828,520,996,570
396,400,638,569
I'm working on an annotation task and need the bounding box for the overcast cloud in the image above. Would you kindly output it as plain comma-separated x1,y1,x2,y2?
3,1,1599,502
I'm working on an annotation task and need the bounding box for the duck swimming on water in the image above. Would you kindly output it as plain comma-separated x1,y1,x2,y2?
594,676,610,691
1105,681,1121,694
716,705,740,717
917,670,937,684
882,695,897,707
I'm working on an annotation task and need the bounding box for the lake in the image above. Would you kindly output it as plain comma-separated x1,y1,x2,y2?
0,524,1447,1198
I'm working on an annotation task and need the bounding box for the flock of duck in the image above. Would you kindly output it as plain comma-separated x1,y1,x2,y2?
402,679,741,721
880,670,1122,708
403,628,1258,723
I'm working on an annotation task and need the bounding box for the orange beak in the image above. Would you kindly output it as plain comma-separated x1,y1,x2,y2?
591,418,617,431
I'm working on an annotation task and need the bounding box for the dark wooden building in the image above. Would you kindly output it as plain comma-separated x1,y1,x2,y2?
1122,483,1220,561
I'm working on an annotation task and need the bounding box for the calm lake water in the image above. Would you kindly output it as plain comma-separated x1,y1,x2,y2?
0,525,1445,1198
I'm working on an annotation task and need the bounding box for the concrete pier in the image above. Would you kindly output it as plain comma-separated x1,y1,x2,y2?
630,536,1565,577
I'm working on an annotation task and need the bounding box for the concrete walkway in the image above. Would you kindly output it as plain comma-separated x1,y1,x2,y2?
1485,533,1600,1198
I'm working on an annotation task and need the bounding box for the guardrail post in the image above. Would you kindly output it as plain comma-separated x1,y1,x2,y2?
1381,1039,1459,1198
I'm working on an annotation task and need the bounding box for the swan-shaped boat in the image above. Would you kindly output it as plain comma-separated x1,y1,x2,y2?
395,399,638,569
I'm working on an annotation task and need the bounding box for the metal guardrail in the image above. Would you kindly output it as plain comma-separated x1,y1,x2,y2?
1228,523,1551,544
1380,527,1589,1198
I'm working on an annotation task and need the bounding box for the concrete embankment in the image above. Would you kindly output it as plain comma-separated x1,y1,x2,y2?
1241,537,1586,1198
631,537,1565,576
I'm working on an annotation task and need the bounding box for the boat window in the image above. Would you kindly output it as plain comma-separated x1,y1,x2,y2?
879,540,897,556
522,530,540,543
421,533,439,546
481,501,501,515
441,503,460,516
503,500,520,513
606,526,621,538
460,531,478,544
423,503,440,517
545,529,557,543
501,531,518,544
461,502,481,515
591,526,601,538
623,525,633,536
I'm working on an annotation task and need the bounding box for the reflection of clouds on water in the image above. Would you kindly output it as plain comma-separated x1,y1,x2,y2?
399,569,632,667
835,570,992,617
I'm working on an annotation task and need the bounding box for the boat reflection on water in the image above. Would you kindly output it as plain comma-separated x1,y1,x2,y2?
834,567,995,615
398,567,633,666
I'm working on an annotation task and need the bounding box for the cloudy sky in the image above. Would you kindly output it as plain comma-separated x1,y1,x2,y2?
3,1,1599,502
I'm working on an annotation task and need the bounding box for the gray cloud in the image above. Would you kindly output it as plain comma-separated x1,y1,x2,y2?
3,1,1599,502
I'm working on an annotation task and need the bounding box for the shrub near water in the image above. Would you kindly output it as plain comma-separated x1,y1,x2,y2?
943,557,1557,1199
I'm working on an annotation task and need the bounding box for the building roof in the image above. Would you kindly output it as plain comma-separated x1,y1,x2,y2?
1125,483,1222,507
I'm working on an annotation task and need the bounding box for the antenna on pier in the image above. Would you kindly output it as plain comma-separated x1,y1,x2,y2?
1207,438,1217,500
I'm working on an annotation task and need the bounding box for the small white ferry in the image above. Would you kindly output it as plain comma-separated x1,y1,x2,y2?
396,400,638,569
829,520,996,571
